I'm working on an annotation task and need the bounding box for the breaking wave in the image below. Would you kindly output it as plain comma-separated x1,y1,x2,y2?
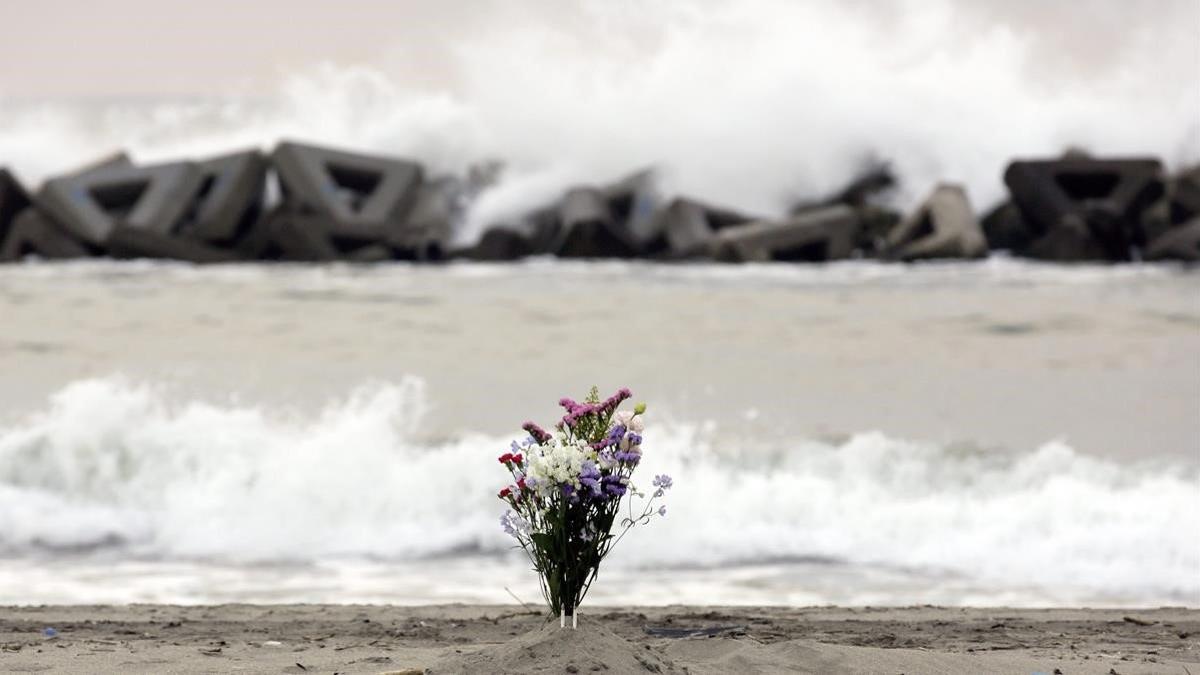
1,376,1196,604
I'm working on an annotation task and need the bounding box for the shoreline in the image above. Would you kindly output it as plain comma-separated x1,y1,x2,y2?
2,604,1197,674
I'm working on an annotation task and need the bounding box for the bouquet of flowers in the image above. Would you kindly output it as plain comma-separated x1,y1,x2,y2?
496,387,672,628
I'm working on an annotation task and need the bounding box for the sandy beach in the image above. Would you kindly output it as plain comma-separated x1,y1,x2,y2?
1,604,1196,674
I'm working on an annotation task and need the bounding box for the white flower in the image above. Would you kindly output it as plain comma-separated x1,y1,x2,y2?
614,411,644,433
525,438,591,495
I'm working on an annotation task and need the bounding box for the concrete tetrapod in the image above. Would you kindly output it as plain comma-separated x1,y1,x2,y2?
0,208,89,261
883,184,987,260
709,204,859,262
180,149,268,245
391,176,460,260
552,186,639,258
0,169,33,254
38,160,206,248
272,141,423,238
1144,217,1200,262
1004,157,1164,261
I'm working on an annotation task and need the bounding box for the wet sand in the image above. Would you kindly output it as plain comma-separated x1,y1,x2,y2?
1,604,1196,674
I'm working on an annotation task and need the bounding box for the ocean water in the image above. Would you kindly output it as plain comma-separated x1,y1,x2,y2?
0,259,1197,607
2,0,1198,610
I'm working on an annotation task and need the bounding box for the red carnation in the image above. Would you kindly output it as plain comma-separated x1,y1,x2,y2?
512,453,524,465
498,487,512,498
517,477,527,491
498,453,514,464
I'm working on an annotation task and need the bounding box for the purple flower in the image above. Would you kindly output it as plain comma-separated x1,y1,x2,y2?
561,483,580,503
598,388,632,416
522,421,552,444
561,402,601,428
602,474,627,498
580,476,602,496
658,505,667,517
652,474,673,490
500,511,528,538
604,483,627,497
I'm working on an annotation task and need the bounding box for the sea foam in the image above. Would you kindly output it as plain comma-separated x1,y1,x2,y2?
1,376,1195,604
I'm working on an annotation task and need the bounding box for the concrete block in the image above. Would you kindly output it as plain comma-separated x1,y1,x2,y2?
237,207,341,262
180,150,268,244
601,169,662,251
980,201,1032,252
3,152,130,258
1025,218,1109,261
452,227,536,261
660,198,712,257
452,207,561,261
854,205,903,255
272,141,423,238
391,176,461,260
883,184,987,260
656,198,756,258
709,204,859,262
1138,166,1200,247
549,171,667,258
0,168,33,251
823,161,897,208
552,186,640,258
0,208,89,261
1144,217,1200,262
1004,157,1164,261
107,226,240,263
237,206,395,262
345,243,394,263
1168,165,1200,224
526,209,561,254
38,161,205,246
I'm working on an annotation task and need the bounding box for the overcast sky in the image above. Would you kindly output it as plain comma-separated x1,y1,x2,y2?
2,0,1197,99
0,1,565,98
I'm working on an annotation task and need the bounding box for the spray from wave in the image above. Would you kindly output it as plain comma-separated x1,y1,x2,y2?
0,0,1197,240
1,376,1195,604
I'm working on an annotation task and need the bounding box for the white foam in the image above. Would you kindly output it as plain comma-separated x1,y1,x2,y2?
0,256,1192,290
1,376,1196,604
